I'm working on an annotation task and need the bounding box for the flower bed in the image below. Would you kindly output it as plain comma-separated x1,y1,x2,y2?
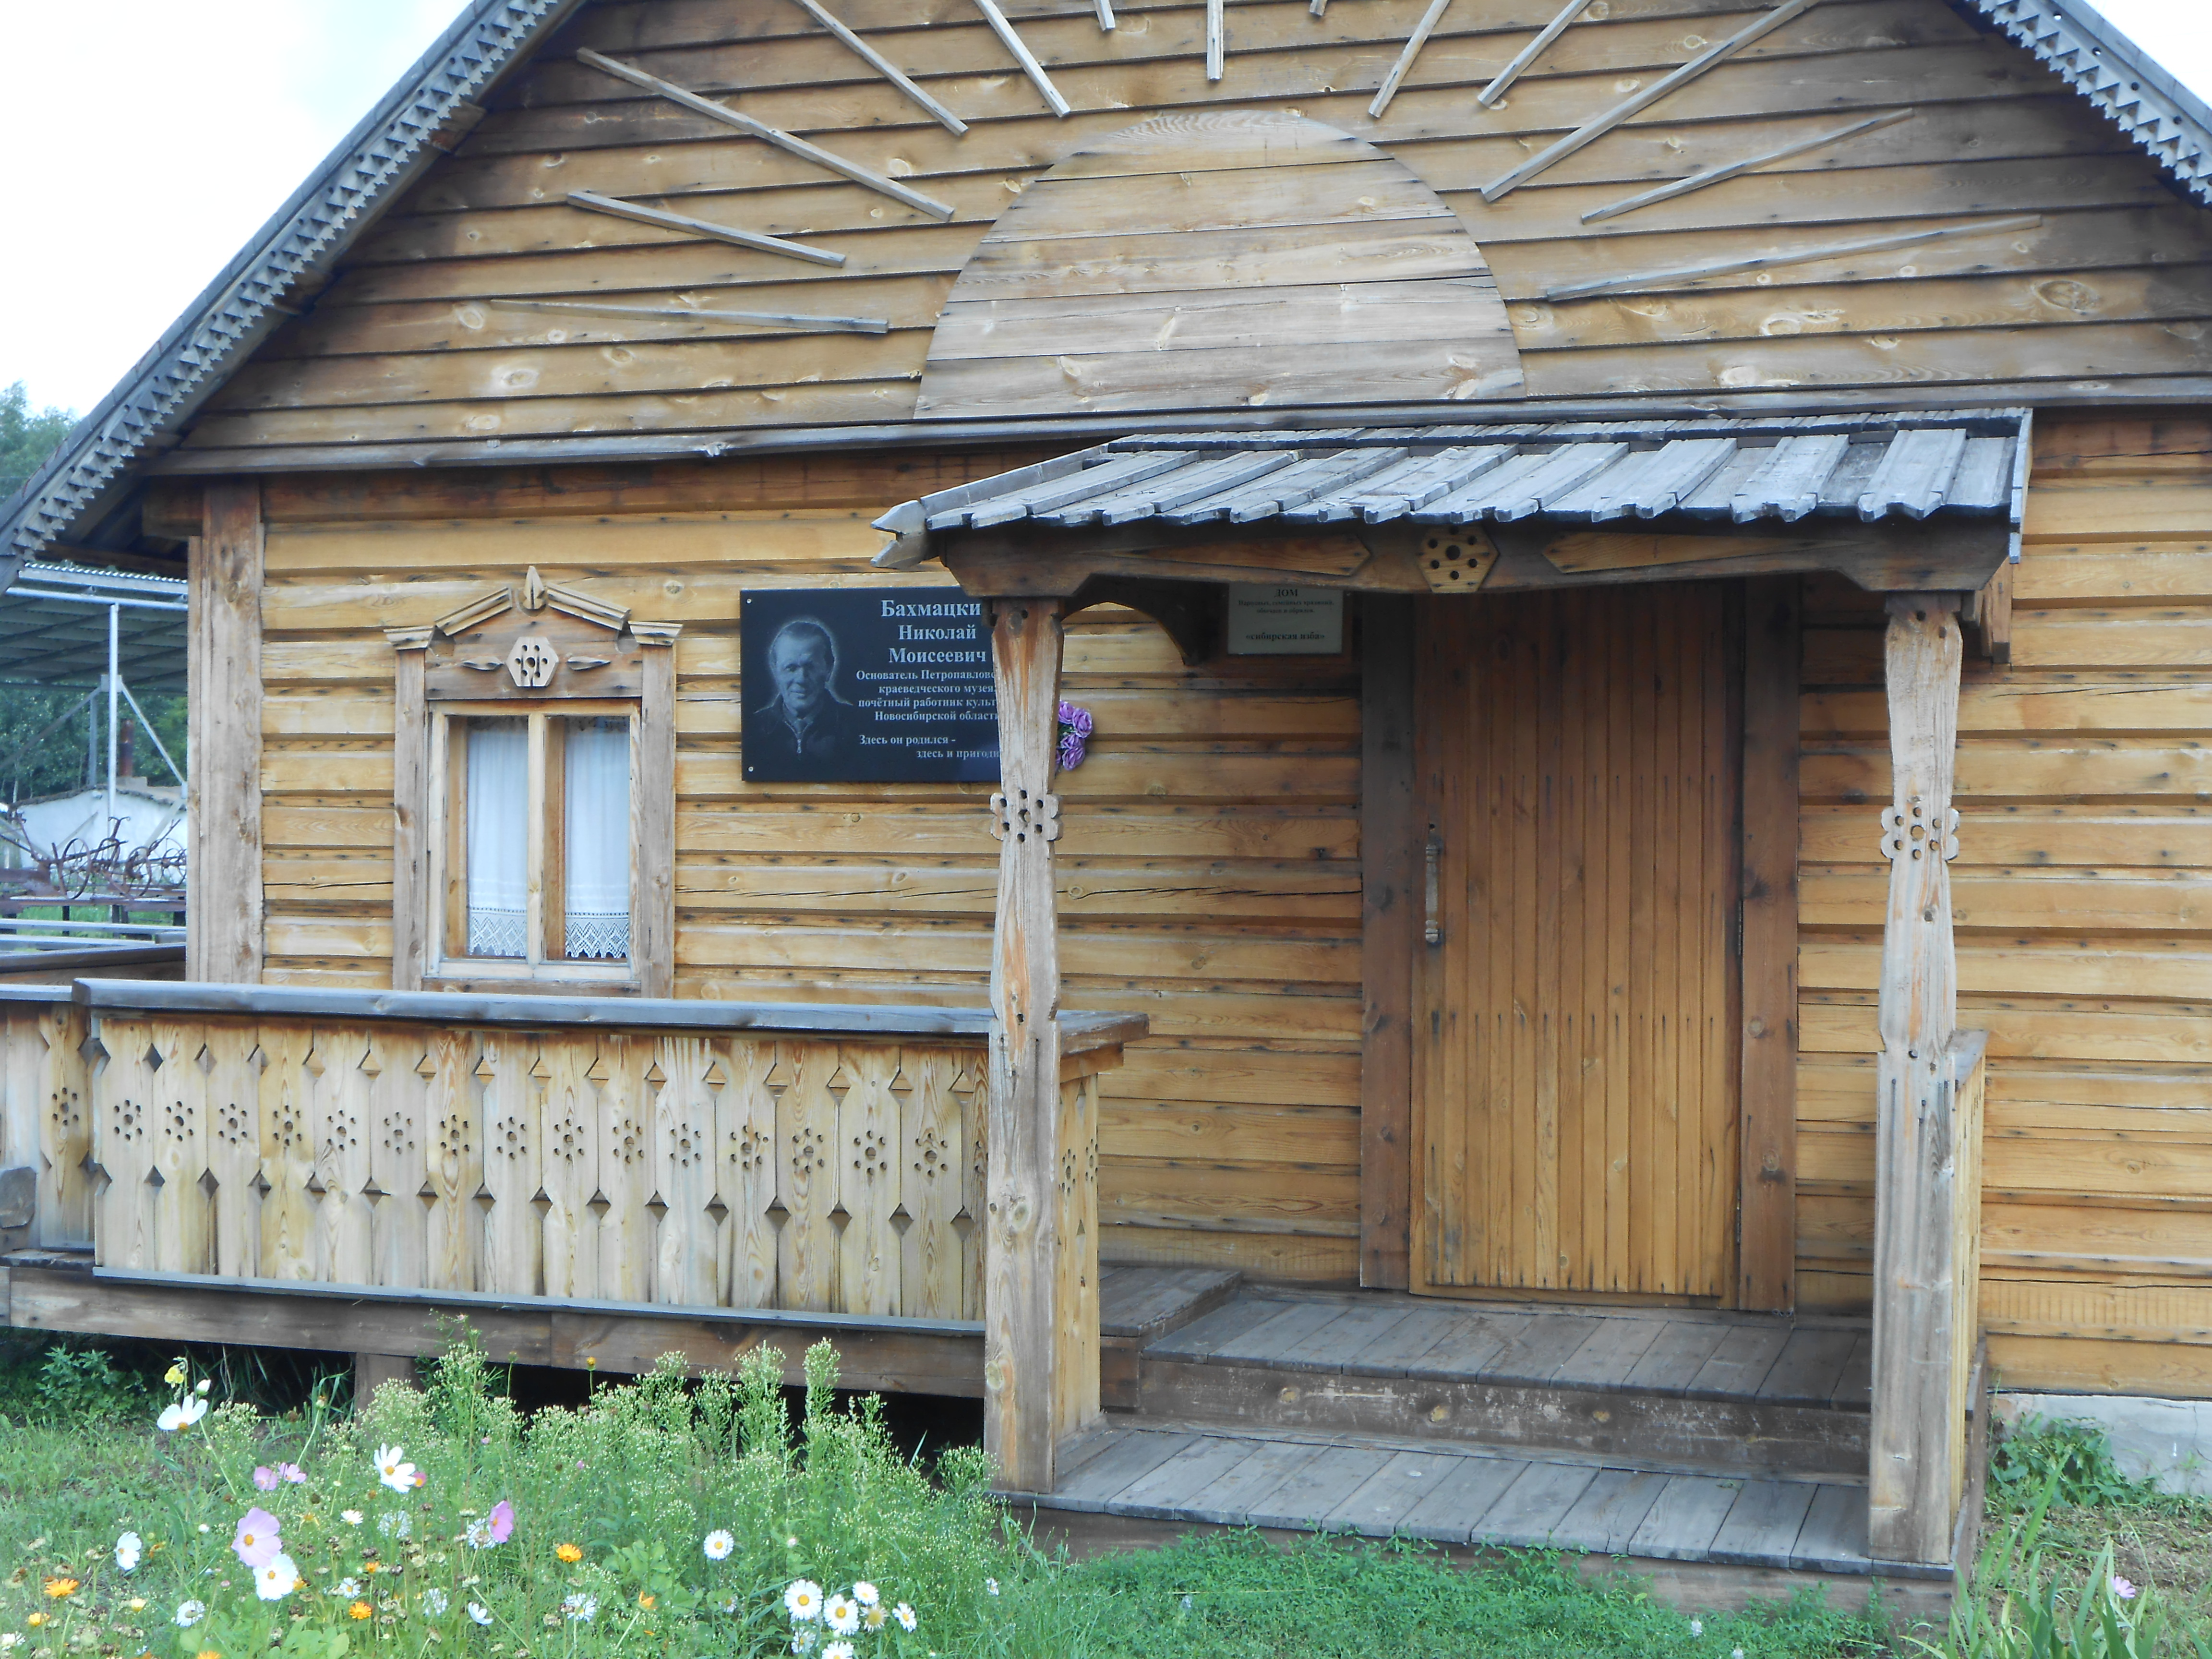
0,1341,1011,1659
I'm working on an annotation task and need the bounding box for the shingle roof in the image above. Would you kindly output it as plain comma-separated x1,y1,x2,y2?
0,0,2202,569
875,412,2029,562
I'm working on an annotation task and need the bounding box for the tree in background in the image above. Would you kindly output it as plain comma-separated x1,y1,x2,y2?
1,381,75,502
0,381,187,807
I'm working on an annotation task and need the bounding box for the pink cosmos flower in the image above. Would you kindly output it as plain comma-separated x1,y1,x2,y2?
252,1467,279,1492
278,1463,306,1485
2113,1576,2138,1600
488,1500,514,1543
232,1508,283,1569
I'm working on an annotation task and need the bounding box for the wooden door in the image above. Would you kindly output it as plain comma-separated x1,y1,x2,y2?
1412,585,1741,1299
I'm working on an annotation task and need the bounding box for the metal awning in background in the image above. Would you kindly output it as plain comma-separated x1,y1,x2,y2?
874,410,2029,568
1,562,187,689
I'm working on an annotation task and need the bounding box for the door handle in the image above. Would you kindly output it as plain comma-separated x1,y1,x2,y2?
1424,829,1442,946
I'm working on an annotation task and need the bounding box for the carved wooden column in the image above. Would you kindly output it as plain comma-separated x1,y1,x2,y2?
1868,592,1968,1565
188,481,265,983
983,597,1092,1493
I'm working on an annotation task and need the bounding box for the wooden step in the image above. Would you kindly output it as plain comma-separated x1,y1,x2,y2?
1098,1265,1241,1410
1132,1290,1869,1478
1033,1420,1944,1581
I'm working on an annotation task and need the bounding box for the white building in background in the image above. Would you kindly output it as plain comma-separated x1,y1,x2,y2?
0,781,184,875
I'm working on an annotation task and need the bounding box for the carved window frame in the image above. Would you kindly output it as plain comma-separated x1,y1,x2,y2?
387,569,679,997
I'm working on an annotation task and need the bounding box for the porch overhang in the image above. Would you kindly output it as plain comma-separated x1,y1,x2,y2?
873,411,2029,618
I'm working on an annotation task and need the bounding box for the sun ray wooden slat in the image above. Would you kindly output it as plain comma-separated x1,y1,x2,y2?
1544,215,2045,303
1477,0,1586,109
1583,109,1916,224
1206,0,1226,82
784,0,970,135
1369,0,1451,119
574,49,956,220
565,189,848,267
972,0,1071,117
1482,0,1829,201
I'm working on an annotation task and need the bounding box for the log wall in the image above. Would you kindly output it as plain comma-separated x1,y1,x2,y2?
1800,413,2212,1397
252,457,1363,1286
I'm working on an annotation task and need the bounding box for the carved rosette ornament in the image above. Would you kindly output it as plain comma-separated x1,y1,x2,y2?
384,565,679,699
1879,795,1961,864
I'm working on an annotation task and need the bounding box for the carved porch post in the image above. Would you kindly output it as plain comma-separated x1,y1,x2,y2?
1867,592,1968,1565
984,597,1094,1493
188,481,265,983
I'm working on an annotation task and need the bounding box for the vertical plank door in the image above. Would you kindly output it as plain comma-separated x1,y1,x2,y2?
1413,585,1742,1298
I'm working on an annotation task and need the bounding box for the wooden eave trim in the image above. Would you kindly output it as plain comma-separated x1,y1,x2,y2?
934,516,2015,599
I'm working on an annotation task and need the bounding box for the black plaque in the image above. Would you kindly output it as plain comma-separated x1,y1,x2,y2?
741,588,998,782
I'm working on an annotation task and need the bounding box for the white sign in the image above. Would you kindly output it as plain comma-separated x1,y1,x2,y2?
1226,584,1345,655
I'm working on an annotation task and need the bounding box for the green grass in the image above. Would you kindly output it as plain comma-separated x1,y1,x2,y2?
0,1331,1894,1659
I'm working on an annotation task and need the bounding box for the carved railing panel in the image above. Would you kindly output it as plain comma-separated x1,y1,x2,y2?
78,1012,987,1320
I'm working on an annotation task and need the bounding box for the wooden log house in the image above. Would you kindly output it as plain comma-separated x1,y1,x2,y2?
6,0,2212,1600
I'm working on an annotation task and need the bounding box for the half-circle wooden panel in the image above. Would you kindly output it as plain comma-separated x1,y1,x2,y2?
916,112,1524,419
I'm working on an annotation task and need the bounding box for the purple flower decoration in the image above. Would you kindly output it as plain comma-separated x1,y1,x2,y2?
1057,700,1094,771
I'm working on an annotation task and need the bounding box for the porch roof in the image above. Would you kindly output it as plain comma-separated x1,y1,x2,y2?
873,411,2028,567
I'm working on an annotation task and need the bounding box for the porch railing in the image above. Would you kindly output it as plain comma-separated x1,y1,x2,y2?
1,982,1130,1330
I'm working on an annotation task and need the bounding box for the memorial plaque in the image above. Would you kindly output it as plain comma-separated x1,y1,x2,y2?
1226,583,1345,654
741,588,999,782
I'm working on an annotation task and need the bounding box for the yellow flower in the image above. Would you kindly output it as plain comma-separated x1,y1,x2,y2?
128,1599,148,1612
637,1595,654,1611
196,1650,220,1659
553,1544,582,1564
43,1578,80,1599
26,1615,47,1629
165,1363,186,1387
348,1603,373,1622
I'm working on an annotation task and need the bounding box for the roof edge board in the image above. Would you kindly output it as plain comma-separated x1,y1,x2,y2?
5,0,2212,563
1960,0,2212,205
0,0,593,581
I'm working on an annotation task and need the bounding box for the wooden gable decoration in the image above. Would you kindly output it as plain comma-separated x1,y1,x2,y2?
387,565,674,700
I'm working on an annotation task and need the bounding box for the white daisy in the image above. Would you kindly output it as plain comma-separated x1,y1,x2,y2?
852,1582,878,1608
824,1644,856,1659
561,1593,597,1623
337,1579,361,1597
784,1580,824,1623
374,1444,418,1494
255,1553,301,1602
467,1604,493,1627
703,1529,735,1561
825,1594,860,1635
894,1603,917,1633
174,1602,208,1629
114,1532,143,1572
341,1510,364,1527
986,1577,1000,1596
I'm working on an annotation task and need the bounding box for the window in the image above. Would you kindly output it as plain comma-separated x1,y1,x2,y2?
432,707,635,983
386,571,677,997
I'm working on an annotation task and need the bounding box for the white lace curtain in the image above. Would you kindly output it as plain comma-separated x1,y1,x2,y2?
564,717,631,960
465,718,528,958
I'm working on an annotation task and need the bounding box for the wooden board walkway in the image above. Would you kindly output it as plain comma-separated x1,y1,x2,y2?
1036,1419,1926,1577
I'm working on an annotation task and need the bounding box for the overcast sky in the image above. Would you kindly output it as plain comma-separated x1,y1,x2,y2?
0,0,2207,418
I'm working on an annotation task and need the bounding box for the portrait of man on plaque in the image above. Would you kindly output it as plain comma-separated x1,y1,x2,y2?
750,615,862,767
742,588,1000,783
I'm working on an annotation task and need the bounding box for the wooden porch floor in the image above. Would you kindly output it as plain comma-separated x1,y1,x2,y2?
1051,1275,1943,1584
